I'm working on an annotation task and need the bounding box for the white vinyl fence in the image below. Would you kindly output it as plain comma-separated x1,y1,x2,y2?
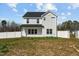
58,31,70,38
75,31,79,39
0,31,21,39
0,31,70,39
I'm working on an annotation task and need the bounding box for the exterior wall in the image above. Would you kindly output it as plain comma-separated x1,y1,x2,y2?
22,12,57,37
0,32,21,39
58,31,70,38
41,13,57,37
21,27,42,37
24,18,43,24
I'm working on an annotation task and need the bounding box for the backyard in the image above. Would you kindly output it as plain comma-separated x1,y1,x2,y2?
0,37,79,56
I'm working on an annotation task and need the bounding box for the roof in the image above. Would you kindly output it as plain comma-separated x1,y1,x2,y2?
23,12,45,17
21,24,44,28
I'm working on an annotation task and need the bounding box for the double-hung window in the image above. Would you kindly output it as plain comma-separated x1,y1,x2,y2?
37,19,39,23
27,19,29,23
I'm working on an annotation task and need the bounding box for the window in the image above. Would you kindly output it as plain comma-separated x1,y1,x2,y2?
47,29,52,34
28,29,31,34
32,29,33,34
44,17,45,20
47,29,49,34
28,29,37,34
51,17,55,18
37,19,39,23
35,29,37,34
27,19,29,23
50,29,52,34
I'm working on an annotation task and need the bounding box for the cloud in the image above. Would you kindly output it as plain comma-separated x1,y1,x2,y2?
24,8,27,13
36,3,43,11
71,3,79,9
12,8,18,12
59,16,67,20
7,3,17,8
67,12,71,15
68,3,79,10
7,3,18,12
61,12,65,15
36,3,57,12
61,16,67,20
67,6,72,10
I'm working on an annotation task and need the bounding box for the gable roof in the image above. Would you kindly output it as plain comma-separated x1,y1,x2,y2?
23,12,45,17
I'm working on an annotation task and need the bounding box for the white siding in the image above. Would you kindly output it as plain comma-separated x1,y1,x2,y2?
25,18,43,24
22,19,26,24
41,13,57,37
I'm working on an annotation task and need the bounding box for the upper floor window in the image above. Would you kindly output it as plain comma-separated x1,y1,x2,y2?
37,19,39,23
27,19,29,23
51,17,55,18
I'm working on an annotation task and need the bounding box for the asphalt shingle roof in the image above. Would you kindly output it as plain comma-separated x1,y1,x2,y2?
21,24,44,27
23,12,45,17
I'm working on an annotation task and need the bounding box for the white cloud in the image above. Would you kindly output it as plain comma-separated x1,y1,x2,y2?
7,3,18,12
59,16,67,20
36,3,57,12
61,12,65,15
24,8,27,13
67,6,71,10
7,3,17,8
44,4,57,11
61,16,67,20
67,12,71,15
71,3,79,9
68,3,79,10
12,8,18,12
36,3,43,11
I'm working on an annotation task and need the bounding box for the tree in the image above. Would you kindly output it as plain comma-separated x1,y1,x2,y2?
73,21,79,31
1,20,7,32
57,20,79,32
10,21,20,31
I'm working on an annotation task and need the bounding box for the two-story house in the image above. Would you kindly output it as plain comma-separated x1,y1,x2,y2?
21,11,57,37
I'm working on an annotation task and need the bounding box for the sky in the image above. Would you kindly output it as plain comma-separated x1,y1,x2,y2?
0,3,79,24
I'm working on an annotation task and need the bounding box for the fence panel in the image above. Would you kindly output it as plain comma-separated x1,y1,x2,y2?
0,32,21,39
58,31,70,38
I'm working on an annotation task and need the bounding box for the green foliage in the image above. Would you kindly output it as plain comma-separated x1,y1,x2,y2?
1,20,7,26
0,44,9,54
57,20,79,32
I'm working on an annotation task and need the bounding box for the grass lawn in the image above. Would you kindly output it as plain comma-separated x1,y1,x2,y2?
0,37,79,56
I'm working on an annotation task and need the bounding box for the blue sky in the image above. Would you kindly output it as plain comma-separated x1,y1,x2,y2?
0,3,79,24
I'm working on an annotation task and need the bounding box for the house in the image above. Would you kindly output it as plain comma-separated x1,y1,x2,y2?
21,11,57,37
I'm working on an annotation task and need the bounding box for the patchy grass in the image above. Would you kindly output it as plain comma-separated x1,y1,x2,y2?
0,37,79,56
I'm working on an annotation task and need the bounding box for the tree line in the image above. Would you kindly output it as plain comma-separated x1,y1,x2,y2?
0,20,21,32
57,20,79,32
